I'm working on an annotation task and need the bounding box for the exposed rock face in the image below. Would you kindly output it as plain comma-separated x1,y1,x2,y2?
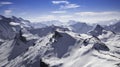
89,24,104,36
40,59,49,67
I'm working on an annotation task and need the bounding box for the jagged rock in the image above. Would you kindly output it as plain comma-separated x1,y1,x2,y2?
40,59,49,67
116,63,120,67
93,43,109,51
19,29,27,42
52,31,62,38
89,24,104,36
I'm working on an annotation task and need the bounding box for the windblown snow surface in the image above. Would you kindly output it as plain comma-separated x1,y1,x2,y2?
0,15,120,67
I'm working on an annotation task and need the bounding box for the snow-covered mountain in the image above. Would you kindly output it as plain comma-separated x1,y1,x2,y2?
105,21,120,33
29,25,69,37
69,21,93,34
30,23,47,29
31,20,94,34
89,24,106,36
36,20,64,26
0,15,120,67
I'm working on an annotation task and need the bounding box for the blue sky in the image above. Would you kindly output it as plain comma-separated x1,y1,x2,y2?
0,0,120,23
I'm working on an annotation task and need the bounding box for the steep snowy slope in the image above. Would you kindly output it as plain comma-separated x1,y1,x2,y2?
0,15,34,40
2,30,78,67
39,24,120,67
43,34,120,67
0,16,77,67
0,15,38,67
0,15,17,40
11,16,33,28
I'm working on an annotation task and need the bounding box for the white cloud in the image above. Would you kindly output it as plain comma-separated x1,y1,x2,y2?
60,3,80,9
52,0,80,9
74,11,120,23
0,2,13,6
20,12,27,15
58,15,73,22
4,10,12,15
51,11,66,13
75,12,119,16
29,15,56,22
28,15,72,22
52,1,69,4
28,11,120,24
0,2,13,5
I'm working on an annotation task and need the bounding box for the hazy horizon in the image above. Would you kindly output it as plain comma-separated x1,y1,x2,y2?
0,0,120,24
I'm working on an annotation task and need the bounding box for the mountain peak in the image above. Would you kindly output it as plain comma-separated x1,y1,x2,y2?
89,24,104,36
94,24,104,31
0,15,5,19
69,22,93,34
83,36,109,51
